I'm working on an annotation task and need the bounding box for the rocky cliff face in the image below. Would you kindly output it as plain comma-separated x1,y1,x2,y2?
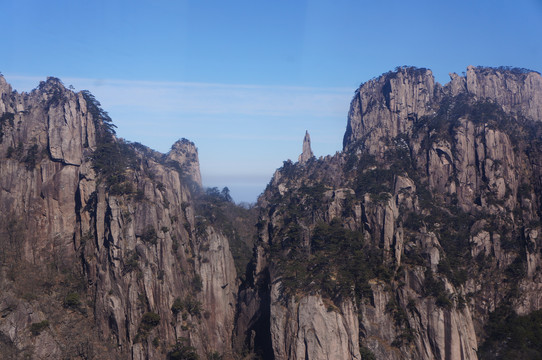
238,66,542,360
1,66,541,360
0,76,238,359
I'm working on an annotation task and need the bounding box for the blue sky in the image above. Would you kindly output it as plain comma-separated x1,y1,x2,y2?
2,0,542,202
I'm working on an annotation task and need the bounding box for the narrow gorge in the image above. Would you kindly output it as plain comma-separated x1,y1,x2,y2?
1,66,541,359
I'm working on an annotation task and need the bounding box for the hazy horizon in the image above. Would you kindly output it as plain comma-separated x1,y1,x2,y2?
3,0,542,202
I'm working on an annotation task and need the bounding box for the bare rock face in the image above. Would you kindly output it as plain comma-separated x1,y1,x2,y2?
343,67,436,155
270,283,361,360
0,77,96,266
194,226,238,354
166,138,203,187
450,65,542,121
298,130,314,164
2,66,542,359
344,66,542,156
0,76,237,359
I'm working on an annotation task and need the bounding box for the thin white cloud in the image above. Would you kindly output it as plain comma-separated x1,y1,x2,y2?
5,74,353,118
3,74,350,202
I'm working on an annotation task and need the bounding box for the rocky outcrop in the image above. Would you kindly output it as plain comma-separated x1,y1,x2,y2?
238,66,542,360
270,283,361,360
2,66,542,359
298,131,314,164
0,77,96,265
194,226,238,355
343,67,436,155
0,76,237,359
449,65,542,121
166,138,203,187
344,66,542,156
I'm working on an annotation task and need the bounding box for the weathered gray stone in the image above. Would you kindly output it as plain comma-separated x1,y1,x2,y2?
270,283,361,360
0,75,237,359
298,130,314,164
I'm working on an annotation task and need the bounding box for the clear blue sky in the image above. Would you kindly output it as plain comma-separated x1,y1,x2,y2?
2,0,541,202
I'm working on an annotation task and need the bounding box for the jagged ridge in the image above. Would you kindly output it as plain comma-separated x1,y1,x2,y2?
238,66,542,360
0,76,240,359
1,66,542,360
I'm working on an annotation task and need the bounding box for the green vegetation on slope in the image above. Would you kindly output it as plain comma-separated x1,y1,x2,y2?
272,217,381,304
479,307,542,360
194,187,258,277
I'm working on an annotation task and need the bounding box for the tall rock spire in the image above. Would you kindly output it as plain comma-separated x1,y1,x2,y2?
298,130,314,164
166,138,203,187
